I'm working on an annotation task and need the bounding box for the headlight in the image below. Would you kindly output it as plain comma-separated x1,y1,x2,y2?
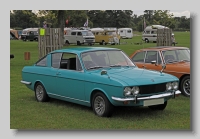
166,82,172,90
124,86,140,96
131,86,140,95
124,87,132,96
172,82,178,90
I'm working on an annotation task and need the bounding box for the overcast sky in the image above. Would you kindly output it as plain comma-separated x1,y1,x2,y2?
132,10,190,18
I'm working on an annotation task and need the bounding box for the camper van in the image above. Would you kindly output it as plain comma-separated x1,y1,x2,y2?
142,25,172,43
118,28,133,39
64,28,95,45
21,28,39,41
90,28,120,45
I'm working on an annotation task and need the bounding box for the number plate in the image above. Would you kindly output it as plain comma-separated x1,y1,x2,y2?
143,98,164,106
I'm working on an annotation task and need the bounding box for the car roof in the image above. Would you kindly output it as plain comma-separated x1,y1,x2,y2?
136,46,189,51
51,47,120,54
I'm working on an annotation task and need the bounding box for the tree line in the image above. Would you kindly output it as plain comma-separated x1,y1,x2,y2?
10,10,190,32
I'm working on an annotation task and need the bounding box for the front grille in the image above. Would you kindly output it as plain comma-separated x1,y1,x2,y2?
139,83,166,94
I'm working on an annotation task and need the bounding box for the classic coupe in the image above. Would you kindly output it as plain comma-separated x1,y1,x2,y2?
21,47,181,117
130,46,190,97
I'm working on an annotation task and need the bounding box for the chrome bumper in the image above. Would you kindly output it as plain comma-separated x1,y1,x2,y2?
20,80,31,85
112,90,181,102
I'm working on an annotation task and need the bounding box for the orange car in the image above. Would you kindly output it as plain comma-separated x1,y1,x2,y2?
130,46,190,97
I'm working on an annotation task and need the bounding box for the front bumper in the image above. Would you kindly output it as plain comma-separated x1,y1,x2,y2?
112,90,181,103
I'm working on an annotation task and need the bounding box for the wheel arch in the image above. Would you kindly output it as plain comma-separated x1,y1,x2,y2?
179,74,190,86
90,88,111,106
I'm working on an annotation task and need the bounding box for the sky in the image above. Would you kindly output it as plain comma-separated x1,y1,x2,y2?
132,10,190,18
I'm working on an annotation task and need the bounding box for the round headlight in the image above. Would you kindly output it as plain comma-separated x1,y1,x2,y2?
124,87,132,96
131,86,140,95
166,82,172,90
172,82,178,90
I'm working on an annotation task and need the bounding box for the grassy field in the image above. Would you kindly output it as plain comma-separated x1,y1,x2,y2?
10,32,190,130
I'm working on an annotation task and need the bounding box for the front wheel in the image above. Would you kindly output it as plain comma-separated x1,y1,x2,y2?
180,75,190,97
35,82,50,102
92,92,114,117
148,101,167,110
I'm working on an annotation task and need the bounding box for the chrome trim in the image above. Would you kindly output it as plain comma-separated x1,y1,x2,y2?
20,80,32,85
112,90,181,102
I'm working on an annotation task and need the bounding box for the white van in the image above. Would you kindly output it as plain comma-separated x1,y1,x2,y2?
64,29,95,46
142,25,169,43
117,28,133,39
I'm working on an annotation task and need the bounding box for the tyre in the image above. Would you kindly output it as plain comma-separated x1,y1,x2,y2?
77,41,81,46
148,101,167,110
65,40,70,45
92,92,114,117
145,38,149,43
180,75,190,97
35,82,50,102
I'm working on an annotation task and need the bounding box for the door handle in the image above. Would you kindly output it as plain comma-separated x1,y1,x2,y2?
56,72,61,75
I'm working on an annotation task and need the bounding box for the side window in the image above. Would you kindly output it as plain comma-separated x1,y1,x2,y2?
60,53,82,71
127,30,131,33
146,31,150,34
52,53,62,68
36,56,47,66
145,51,158,63
29,31,34,34
162,50,177,63
151,31,157,34
71,32,76,35
77,32,82,36
131,51,145,63
120,30,123,33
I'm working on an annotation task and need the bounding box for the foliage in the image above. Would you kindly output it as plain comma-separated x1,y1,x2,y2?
10,10,190,32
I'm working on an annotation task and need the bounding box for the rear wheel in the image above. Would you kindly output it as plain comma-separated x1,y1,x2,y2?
145,38,149,43
148,101,167,110
35,82,50,102
65,40,70,45
180,75,190,97
77,41,81,46
92,92,114,117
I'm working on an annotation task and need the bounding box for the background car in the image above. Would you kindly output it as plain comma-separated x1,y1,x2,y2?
130,46,190,97
21,47,181,117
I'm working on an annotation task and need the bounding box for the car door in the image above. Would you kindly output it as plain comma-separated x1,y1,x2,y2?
70,32,76,43
55,52,85,101
143,51,163,71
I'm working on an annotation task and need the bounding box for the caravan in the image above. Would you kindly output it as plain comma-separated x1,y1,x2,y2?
142,25,172,43
117,28,133,39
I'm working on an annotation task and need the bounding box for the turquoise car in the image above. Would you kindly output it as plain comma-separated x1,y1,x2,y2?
21,47,181,117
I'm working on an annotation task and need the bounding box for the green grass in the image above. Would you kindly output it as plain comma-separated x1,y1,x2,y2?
10,32,190,130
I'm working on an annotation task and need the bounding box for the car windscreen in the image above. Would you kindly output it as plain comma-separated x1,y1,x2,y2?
81,50,135,70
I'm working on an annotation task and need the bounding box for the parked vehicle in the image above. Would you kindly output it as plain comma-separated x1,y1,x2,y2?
130,46,190,97
21,28,39,41
21,47,181,117
118,28,133,39
90,28,120,45
64,28,95,45
142,25,174,43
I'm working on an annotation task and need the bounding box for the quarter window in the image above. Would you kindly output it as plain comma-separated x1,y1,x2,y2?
131,51,145,63
36,56,47,66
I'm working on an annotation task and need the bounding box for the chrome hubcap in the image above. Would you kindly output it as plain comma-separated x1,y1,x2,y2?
94,96,105,115
36,85,44,101
183,79,190,96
